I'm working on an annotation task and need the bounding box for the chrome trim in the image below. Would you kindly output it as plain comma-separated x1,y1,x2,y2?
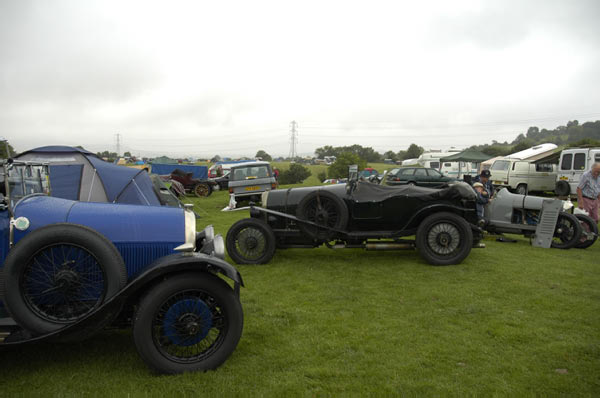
174,207,197,252
213,234,225,259
261,191,269,206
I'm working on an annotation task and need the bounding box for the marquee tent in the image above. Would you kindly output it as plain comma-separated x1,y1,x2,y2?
16,146,161,206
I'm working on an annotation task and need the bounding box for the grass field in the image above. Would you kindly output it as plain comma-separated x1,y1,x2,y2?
1,169,599,396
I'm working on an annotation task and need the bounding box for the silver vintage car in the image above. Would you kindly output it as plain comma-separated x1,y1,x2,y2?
228,161,277,204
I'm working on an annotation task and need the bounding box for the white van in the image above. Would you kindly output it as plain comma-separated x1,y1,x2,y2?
555,148,600,196
440,161,479,179
489,159,557,194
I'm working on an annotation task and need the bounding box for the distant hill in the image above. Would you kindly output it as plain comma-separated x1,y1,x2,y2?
469,120,600,157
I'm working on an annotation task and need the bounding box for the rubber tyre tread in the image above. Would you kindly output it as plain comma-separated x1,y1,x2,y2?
295,190,348,241
2,223,126,335
555,180,570,196
574,213,597,249
416,212,473,266
516,184,528,195
550,212,583,249
194,183,212,197
132,272,243,374
226,218,276,264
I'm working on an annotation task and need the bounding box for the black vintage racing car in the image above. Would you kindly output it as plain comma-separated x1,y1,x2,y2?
226,169,482,266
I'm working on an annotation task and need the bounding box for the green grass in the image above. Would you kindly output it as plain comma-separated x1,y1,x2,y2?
1,182,599,396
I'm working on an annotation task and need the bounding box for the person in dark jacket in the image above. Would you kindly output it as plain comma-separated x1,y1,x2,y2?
472,169,494,198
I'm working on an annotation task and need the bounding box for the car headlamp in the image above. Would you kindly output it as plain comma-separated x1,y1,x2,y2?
200,233,225,260
195,225,215,249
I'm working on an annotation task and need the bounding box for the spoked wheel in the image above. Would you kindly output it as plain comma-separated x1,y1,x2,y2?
133,273,243,374
226,218,276,264
2,224,126,335
416,212,473,265
551,212,582,249
296,190,348,241
194,183,212,197
574,213,597,249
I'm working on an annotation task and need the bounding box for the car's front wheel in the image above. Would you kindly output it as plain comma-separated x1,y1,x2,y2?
133,273,243,374
551,212,582,249
416,212,473,265
226,218,276,264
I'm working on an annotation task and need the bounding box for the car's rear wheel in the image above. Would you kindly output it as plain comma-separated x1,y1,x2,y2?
133,273,243,374
2,224,126,335
194,183,212,197
407,182,416,186
416,212,473,265
226,218,276,264
574,213,597,249
296,190,348,241
550,212,582,249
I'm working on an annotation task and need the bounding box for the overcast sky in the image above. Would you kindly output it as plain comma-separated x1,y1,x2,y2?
1,0,599,158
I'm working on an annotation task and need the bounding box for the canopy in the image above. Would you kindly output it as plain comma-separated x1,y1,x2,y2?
16,146,161,206
439,149,493,163
150,163,208,179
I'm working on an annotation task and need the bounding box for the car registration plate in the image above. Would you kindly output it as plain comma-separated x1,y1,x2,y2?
493,181,503,185
244,186,260,191
559,176,569,180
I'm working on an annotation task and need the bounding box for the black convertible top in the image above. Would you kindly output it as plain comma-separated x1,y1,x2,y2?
351,181,476,203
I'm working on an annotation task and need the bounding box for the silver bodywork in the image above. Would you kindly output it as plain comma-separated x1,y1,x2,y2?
228,161,275,200
484,188,563,248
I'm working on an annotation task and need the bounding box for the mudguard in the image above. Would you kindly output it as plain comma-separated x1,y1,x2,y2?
1,252,243,345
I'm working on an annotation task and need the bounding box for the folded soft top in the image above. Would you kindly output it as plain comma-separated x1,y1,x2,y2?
351,181,476,203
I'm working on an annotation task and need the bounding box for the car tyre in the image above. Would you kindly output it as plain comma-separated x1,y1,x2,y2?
516,184,528,195
550,212,582,249
416,212,473,265
574,213,597,249
2,223,126,335
226,218,276,264
554,180,570,196
194,183,212,197
296,190,349,241
133,272,243,374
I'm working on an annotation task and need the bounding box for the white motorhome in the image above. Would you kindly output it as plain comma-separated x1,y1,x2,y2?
439,161,479,179
555,148,600,196
417,150,461,170
489,159,557,194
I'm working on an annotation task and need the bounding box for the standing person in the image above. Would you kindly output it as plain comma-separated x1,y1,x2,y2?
577,162,600,223
472,182,490,220
472,169,494,198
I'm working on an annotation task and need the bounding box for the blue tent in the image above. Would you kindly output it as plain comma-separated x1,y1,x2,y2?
16,146,161,206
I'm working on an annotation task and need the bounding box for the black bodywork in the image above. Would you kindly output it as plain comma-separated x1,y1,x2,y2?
264,182,479,242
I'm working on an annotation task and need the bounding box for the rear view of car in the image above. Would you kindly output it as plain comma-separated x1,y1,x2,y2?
228,161,277,203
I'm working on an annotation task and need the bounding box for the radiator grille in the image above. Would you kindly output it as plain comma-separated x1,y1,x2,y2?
115,242,179,278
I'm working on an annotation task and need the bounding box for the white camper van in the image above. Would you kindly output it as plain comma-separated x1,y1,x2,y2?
489,159,557,194
555,148,600,196
440,161,479,179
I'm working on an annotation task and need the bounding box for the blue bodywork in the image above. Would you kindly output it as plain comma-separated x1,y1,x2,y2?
6,195,185,278
150,164,208,179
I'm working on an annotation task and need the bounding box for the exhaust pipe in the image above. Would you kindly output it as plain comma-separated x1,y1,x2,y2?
365,242,414,250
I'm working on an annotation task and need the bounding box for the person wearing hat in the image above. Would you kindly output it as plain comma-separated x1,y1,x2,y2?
473,182,490,220
473,169,494,198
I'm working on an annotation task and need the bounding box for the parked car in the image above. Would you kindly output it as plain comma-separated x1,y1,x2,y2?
359,168,378,179
0,160,244,374
555,147,600,196
386,167,456,187
169,168,228,197
226,166,482,266
228,161,277,204
489,159,557,194
483,187,596,249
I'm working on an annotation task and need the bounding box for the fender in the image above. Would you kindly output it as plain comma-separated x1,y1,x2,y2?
401,203,478,231
1,252,243,345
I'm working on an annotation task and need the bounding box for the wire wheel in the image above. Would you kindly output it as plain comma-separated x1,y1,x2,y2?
296,190,348,241
426,222,461,256
575,213,598,249
21,243,106,323
226,218,276,264
234,226,268,262
152,289,226,364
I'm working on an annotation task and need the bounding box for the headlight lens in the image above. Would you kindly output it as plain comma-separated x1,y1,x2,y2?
200,233,225,259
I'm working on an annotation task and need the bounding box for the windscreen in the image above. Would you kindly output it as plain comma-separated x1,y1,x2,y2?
7,164,50,205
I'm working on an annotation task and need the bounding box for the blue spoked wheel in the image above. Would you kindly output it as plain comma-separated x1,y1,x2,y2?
133,273,243,374
2,224,126,335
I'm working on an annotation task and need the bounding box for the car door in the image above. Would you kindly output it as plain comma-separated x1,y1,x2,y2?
426,168,445,187
413,168,428,186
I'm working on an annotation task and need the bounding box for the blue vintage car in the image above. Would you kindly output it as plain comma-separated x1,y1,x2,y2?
0,160,244,374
